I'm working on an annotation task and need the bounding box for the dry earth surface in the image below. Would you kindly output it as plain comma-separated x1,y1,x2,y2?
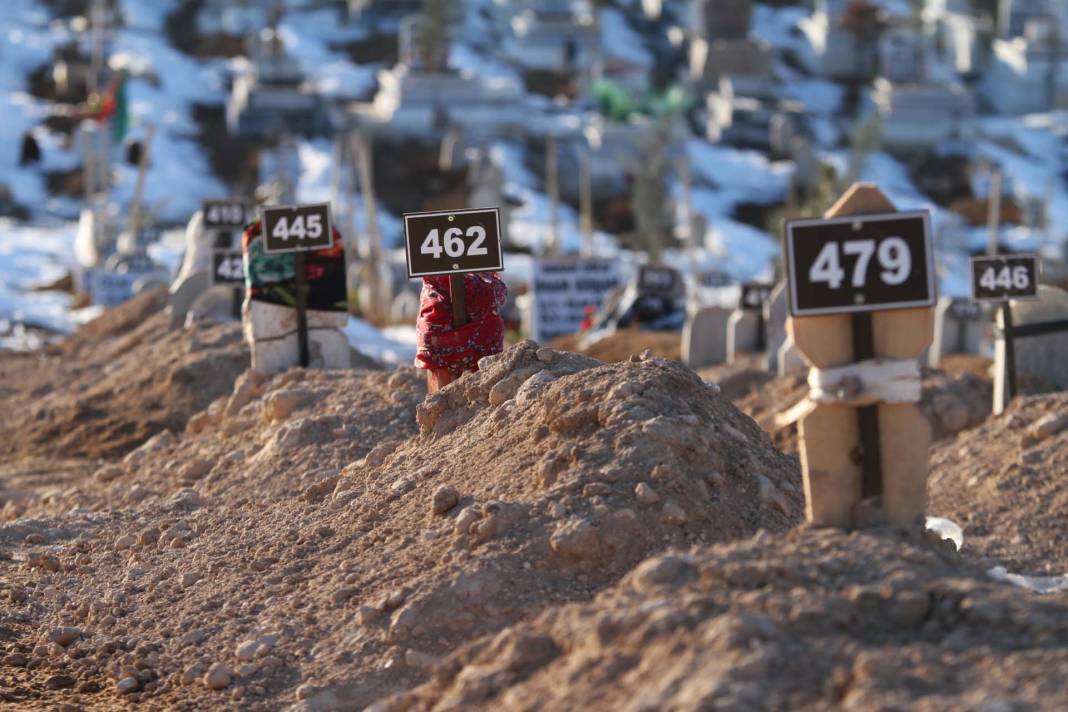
1,303,1066,711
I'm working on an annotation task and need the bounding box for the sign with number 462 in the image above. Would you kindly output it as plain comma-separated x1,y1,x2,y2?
261,203,333,254
404,207,503,278
970,254,1039,302
785,211,934,316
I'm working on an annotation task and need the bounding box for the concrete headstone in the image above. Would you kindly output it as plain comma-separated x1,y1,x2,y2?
994,285,1068,414
681,305,731,369
762,282,788,372
777,334,807,377
928,297,986,367
726,308,761,364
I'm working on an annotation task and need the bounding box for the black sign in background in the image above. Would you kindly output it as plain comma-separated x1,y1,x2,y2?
970,254,1039,302
638,265,679,294
740,282,773,311
404,207,503,278
261,203,333,254
211,251,245,286
785,211,934,316
946,298,983,320
202,200,247,229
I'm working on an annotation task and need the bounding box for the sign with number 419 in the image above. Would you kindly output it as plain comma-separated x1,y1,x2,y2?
404,207,504,278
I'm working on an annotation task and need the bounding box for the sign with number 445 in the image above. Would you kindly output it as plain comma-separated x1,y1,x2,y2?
404,207,504,278
261,203,333,254
970,254,1039,302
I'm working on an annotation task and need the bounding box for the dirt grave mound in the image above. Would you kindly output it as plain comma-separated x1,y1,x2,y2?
928,391,1068,575
0,288,249,461
0,341,802,710
377,526,1068,712
549,329,681,363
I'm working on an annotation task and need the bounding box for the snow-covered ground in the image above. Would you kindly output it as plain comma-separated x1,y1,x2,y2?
2,0,1068,350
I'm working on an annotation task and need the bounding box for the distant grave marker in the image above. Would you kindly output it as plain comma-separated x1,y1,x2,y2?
530,257,622,343
969,254,1045,414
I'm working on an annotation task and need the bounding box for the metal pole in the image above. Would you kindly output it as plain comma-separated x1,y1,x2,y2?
852,312,883,500
986,166,1002,256
546,133,560,256
295,250,310,367
580,149,593,256
449,275,467,327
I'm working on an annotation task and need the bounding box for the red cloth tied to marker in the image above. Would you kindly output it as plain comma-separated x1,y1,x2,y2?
416,273,507,377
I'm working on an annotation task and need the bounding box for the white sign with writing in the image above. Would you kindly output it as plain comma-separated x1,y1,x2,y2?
531,258,622,343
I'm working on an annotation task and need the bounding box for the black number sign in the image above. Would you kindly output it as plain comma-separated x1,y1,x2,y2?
740,282,773,311
211,251,245,286
785,210,934,316
946,298,983,320
261,203,333,254
202,200,247,229
970,254,1039,302
404,207,503,278
638,265,679,294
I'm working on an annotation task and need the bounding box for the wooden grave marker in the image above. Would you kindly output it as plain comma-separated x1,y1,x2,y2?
785,183,935,528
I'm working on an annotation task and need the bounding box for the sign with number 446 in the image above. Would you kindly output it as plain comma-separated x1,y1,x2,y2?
404,207,503,278
970,254,1039,302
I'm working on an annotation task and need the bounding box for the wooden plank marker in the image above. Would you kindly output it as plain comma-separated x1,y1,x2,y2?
785,184,935,528
261,202,333,368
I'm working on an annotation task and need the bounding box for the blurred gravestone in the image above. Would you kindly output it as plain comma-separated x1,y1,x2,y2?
928,297,985,367
726,309,760,363
762,282,788,372
682,305,731,369
777,333,807,377
994,285,1068,414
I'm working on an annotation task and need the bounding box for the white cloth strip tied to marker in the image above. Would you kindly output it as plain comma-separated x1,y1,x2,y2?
776,359,922,427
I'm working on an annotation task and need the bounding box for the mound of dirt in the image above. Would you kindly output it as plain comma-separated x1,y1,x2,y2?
928,391,1068,576
376,526,1068,711
0,289,249,461
0,342,802,710
550,329,681,363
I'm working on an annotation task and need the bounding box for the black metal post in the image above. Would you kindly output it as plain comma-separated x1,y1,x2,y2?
852,312,882,499
295,251,310,368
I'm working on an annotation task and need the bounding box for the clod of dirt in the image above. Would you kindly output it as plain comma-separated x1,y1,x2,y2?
375,527,1068,712
929,391,1068,575
0,341,801,710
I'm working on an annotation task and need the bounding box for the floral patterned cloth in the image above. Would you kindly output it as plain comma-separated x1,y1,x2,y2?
241,220,348,312
415,273,507,377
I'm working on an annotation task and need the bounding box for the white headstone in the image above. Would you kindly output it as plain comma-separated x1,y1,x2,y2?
928,296,985,367
726,308,760,363
762,282,788,372
244,300,350,375
530,258,623,344
994,285,1068,414
777,335,807,377
682,305,731,369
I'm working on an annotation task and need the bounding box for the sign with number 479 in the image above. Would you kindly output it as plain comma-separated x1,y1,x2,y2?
971,254,1039,302
261,203,333,254
404,207,503,278
785,211,934,316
